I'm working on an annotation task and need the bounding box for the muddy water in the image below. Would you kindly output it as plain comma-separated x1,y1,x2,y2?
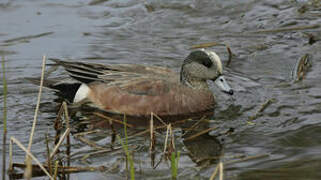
1,0,321,179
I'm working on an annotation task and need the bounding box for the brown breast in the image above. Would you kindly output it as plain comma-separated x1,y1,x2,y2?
87,80,215,117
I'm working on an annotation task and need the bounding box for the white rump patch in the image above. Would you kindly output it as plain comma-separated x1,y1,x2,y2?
74,83,90,103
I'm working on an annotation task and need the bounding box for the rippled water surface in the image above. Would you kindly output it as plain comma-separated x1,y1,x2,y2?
1,0,321,179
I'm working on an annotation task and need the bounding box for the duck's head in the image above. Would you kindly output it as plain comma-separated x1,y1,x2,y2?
181,49,233,95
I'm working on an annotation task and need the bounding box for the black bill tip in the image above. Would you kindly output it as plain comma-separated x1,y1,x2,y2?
224,89,234,95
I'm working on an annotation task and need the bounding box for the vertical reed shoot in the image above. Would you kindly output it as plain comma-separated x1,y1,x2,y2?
2,56,8,180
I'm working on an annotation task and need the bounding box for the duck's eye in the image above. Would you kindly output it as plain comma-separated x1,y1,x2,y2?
201,58,212,68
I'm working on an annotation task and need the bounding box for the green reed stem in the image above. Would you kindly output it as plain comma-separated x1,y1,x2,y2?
2,56,8,180
117,115,135,180
171,151,180,180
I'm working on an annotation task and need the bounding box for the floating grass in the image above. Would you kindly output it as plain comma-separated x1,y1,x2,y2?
75,135,105,150
2,56,7,180
251,24,319,33
3,32,54,44
11,163,105,177
248,98,276,121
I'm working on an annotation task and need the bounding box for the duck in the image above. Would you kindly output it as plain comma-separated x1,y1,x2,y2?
37,49,233,117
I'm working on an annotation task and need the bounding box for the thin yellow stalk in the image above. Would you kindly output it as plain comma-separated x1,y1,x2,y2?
62,102,70,128
9,138,12,171
149,113,155,152
209,163,220,180
219,161,223,180
45,133,52,175
150,113,153,145
11,137,53,179
163,124,171,154
49,128,71,159
169,124,175,150
53,161,59,180
25,55,46,179
151,112,166,126
184,126,218,141
62,102,71,180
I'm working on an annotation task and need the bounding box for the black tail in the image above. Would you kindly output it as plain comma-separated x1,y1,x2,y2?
49,58,107,84
26,77,81,103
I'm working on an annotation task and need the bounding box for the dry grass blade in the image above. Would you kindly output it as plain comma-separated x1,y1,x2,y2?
25,55,47,179
94,112,134,128
184,126,218,141
248,98,275,121
163,124,171,154
209,163,220,180
150,113,154,147
77,146,123,160
11,137,53,180
150,114,156,167
45,133,52,175
54,104,64,131
151,112,167,126
73,130,100,137
62,102,71,180
169,124,175,150
9,138,13,172
54,161,58,179
12,163,106,175
50,128,71,159
182,117,207,136
128,119,187,140
152,124,171,169
258,98,275,113
75,136,106,150
62,102,70,129
219,161,223,180
225,154,269,165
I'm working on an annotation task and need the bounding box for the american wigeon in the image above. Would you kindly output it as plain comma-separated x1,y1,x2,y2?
41,49,233,117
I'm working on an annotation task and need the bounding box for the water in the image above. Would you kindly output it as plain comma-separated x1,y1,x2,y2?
0,0,321,179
